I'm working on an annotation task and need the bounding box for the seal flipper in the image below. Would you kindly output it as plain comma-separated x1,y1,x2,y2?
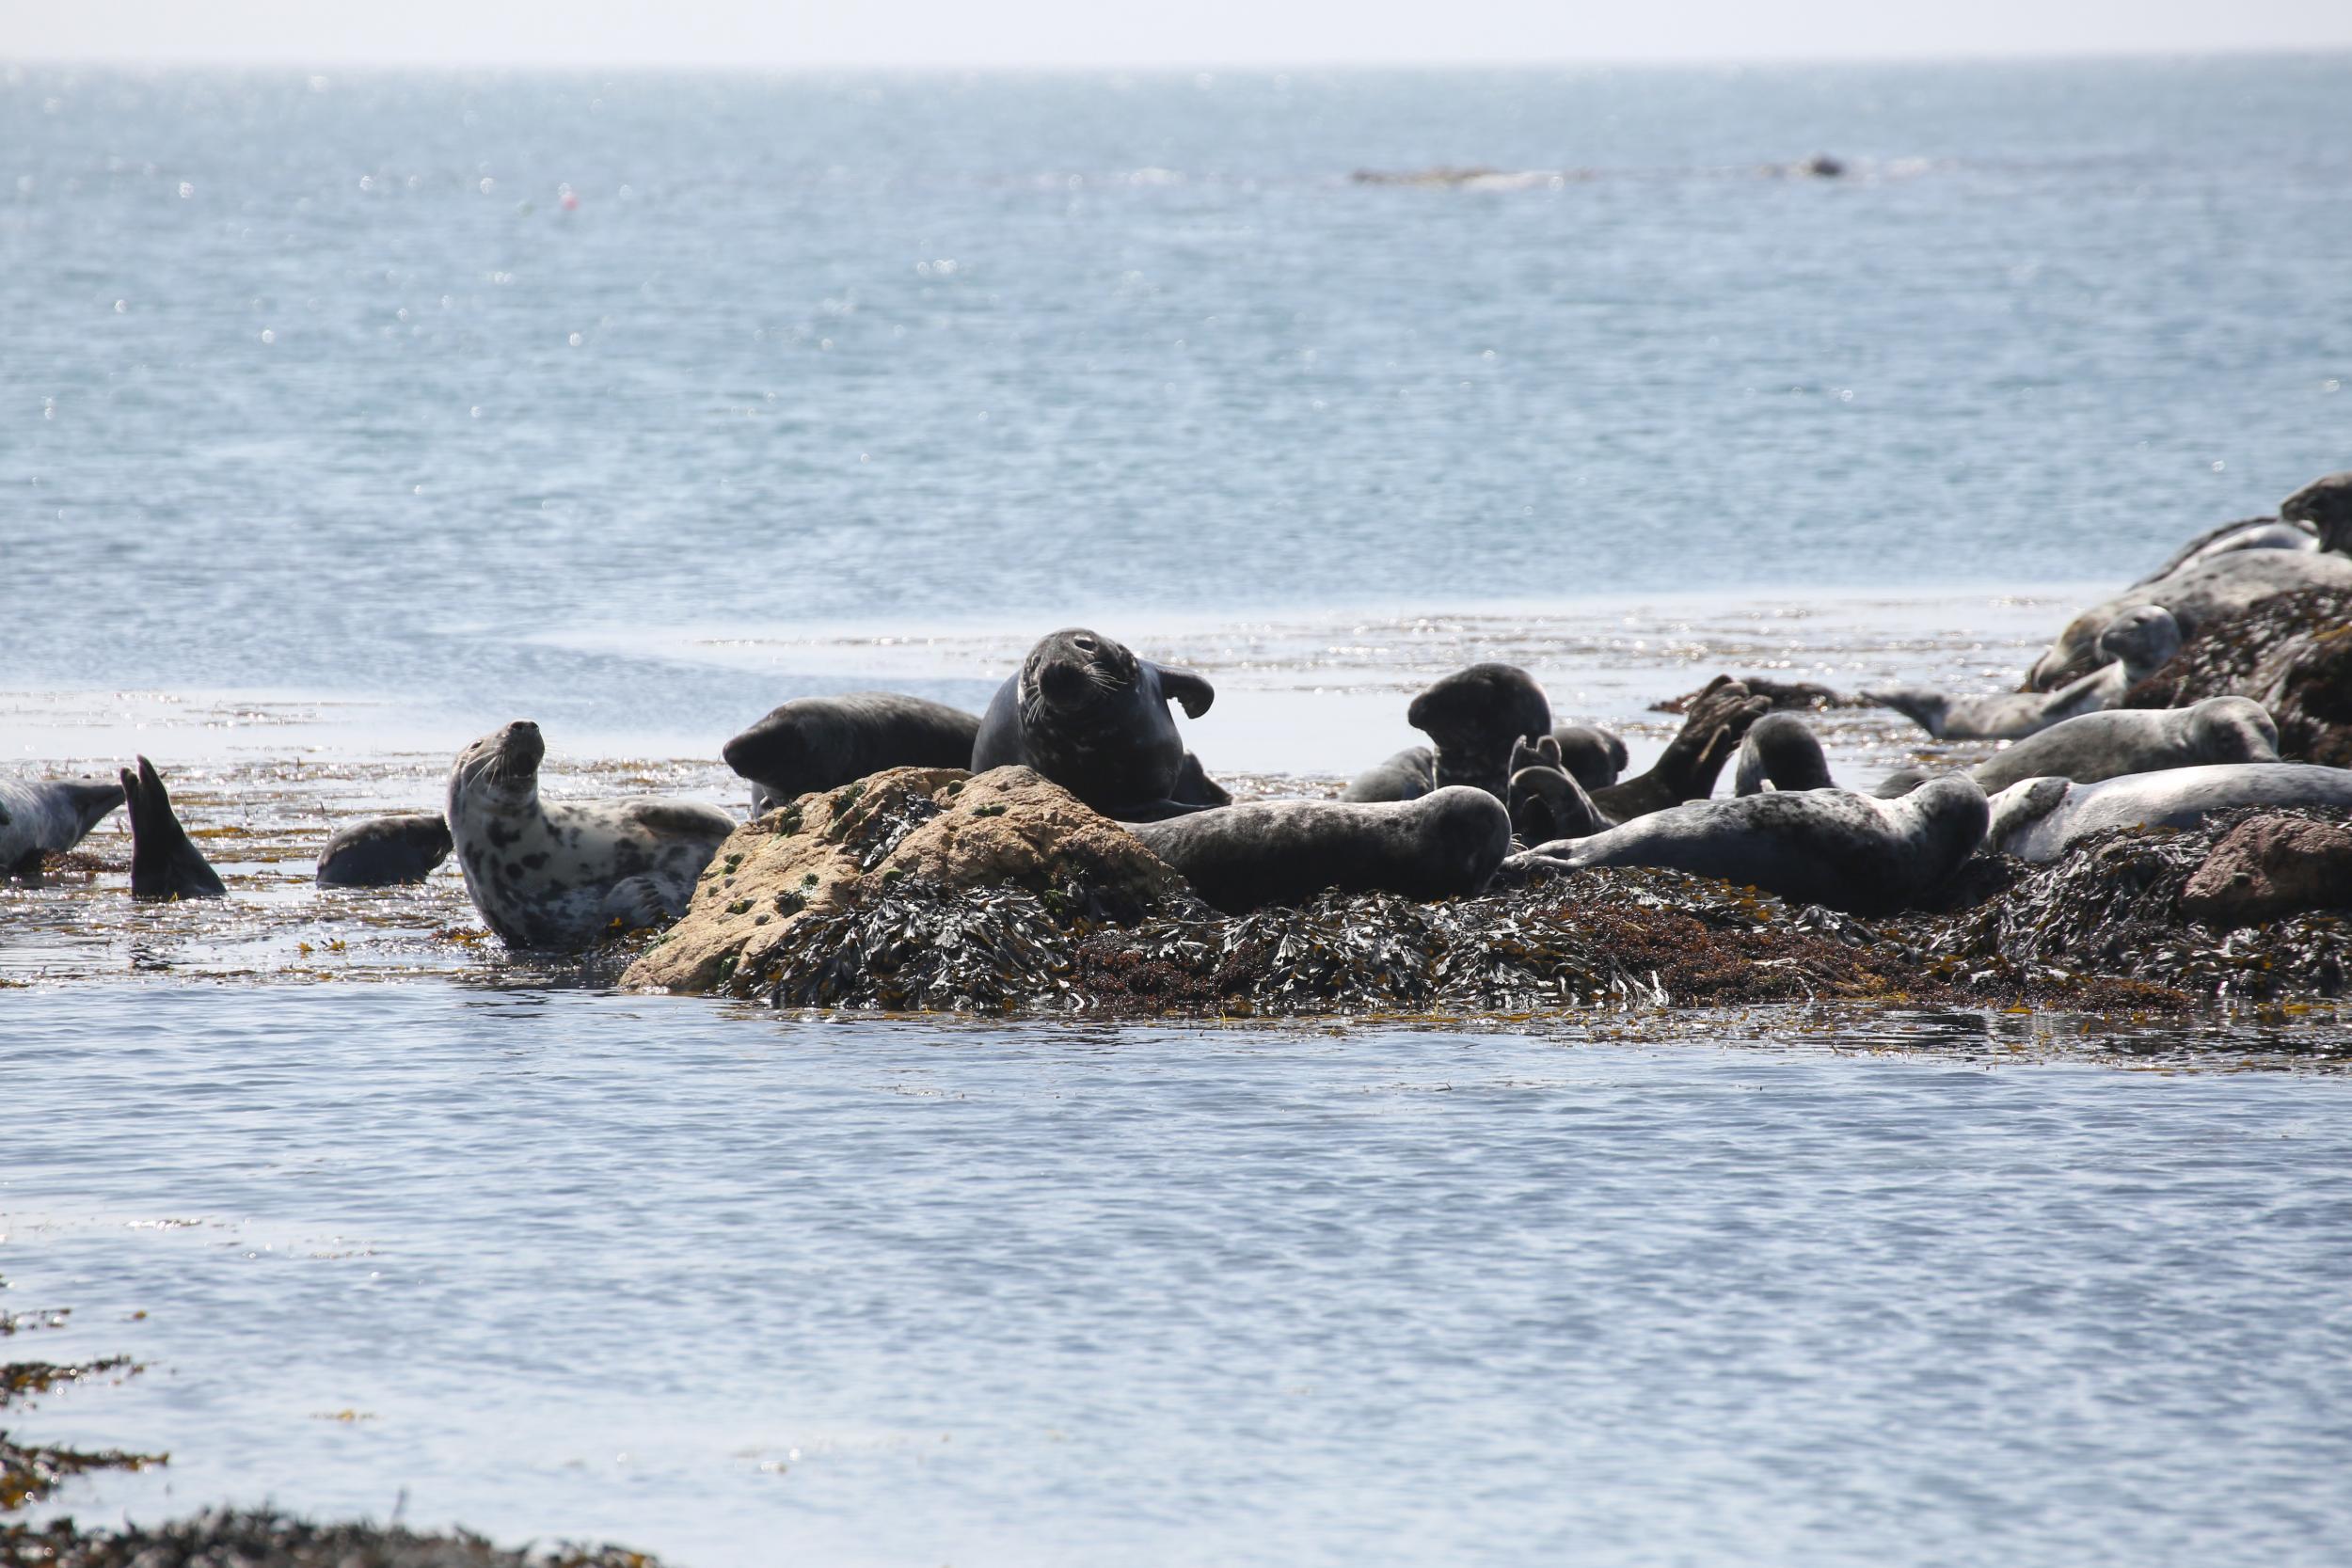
1170,751,1232,808
1152,665,1216,720
123,756,226,900
601,873,687,933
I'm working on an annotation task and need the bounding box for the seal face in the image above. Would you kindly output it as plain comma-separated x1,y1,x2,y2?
446,721,737,950
1129,787,1512,914
2280,469,2352,556
1985,763,2352,863
970,629,1223,822
0,773,124,877
316,812,454,887
723,691,981,816
1507,775,1990,916
121,755,226,900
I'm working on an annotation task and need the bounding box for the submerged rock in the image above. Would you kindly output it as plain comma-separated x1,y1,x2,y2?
620,766,1193,996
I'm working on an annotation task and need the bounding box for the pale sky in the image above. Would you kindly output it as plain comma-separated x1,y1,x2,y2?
8,0,2352,69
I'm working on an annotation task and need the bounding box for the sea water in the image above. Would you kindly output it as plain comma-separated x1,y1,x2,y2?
5,57,2352,1566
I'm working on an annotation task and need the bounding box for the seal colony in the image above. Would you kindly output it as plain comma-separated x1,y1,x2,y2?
13,467,2352,1006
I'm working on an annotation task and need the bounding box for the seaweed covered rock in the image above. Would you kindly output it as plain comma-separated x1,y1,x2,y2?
2123,587,2352,705
1929,806,2352,999
620,766,1193,995
1652,676,1858,714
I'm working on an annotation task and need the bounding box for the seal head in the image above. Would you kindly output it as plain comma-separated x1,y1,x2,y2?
971,628,1221,821
317,812,454,887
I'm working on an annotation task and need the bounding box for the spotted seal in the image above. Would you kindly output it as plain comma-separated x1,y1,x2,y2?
316,812,454,887
1506,774,1989,916
446,721,737,949
1,772,124,876
971,628,1227,822
723,691,981,815
121,756,226,899
1984,763,2352,863
1964,697,2279,796
2026,546,2352,689
1343,663,1553,803
1871,607,2181,740
1128,787,1512,914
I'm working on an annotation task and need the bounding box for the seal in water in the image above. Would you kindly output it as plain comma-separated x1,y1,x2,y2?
316,812,454,887
1734,713,1835,795
1506,774,1990,917
723,691,982,816
1343,663,1553,803
1128,787,1512,914
1871,607,2181,740
1,773,124,876
2025,547,2352,689
121,756,226,899
970,628,1226,822
1586,676,1773,821
1984,763,2352,863
447,721,737,949
1963,696,2280,796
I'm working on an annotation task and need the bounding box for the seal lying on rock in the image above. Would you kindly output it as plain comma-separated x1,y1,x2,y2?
1735,713,1835,794
316,812,453,887
971,629,1227,822
1984,763,2352,863
1,773,124,876
1549,722,1628,789
2026,548,2352,689
1965,697,2280,795
1507,736,1606,843
2281,469,2352,554
1343,663,1552,802
2133,515,2317,588
121,756,226,899
723,691,981,815
447,721,737,949
1872,607,2181,740
1587,676,1772,821
1505,775,1989,916
1129,788,1512,914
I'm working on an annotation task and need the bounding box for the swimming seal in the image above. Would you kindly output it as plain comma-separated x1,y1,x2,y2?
724,691,981,815
1,773,124,876
2026,548,2352,689
1586,675,1772,821
1872,607,2181,740
1984,763,2352,863
1734,713,1835,795
316,812,454,887
970,629,1227,822
447,721,737,949
1343,664,1552,803
121,756,226,900
1507,774,1990,917
1128,787,1511,914
1964,697,2280,796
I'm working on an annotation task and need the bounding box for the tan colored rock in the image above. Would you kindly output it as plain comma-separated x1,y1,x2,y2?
620,765,1189,995
2179,814,2352,928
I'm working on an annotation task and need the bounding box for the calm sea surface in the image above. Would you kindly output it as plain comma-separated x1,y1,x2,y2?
5,57,2352,1565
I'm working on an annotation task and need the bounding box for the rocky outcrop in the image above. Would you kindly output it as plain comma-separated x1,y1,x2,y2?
2123,587,2352,763
2179,815,2352,928
619,766,1193,996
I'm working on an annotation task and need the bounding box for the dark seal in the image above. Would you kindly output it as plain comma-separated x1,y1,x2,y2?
122,755,226,900
723,691,981,815
1343,663,1552,802
970,628,1226,822
1129,787,1512,914
1587,676,1772,822
316,812,454,887
1734,713,1835,795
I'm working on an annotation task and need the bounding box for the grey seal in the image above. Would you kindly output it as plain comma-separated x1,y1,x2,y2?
1734,713,1835,795
1586,676,1772,821
316,812,454,887
1343,664,1552,802
1507,774,1990,916
971,628,1226,822
122,756,226,900
1965,697,2279,796
1506,736,1606,843
1872,607,2181,740
2280,470,2352,554
1984,763,2352,863
2026,548,2352,689
1549,722,1628,790
447,721,738,949
2133,516,2317,588
1128,787,1512,914
723,691,981,815
1,773,124,876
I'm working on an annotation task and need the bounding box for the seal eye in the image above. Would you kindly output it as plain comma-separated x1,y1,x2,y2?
1073,634,1098,652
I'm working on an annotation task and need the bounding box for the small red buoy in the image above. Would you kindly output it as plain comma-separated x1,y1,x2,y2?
562,192,579,211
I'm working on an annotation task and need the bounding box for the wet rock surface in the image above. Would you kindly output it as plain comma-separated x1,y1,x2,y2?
2179,815,2352,929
